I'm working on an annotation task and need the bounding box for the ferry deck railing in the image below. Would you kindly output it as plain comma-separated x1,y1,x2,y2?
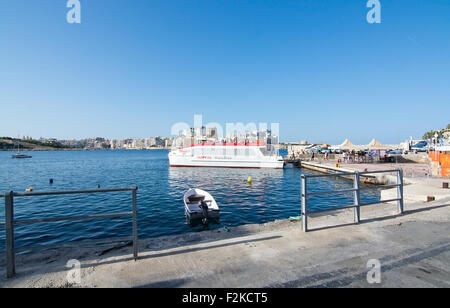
0,186,138,278
301,169,403,232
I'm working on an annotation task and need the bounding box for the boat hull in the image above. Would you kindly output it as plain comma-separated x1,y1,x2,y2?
170,156,284,169
12,154,32,159
186,209,220,222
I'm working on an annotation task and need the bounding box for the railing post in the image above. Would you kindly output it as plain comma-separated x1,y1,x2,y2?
301,174,308,232
397,169,404,214
5,191,15,278
354,172,360,223
132,186,139,260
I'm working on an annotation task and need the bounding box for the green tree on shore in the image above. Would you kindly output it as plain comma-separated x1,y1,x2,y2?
0,137,70,150
423,124,450,140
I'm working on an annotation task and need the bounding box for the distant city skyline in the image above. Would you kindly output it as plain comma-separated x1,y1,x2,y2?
5,119,449,145
1,1,449,144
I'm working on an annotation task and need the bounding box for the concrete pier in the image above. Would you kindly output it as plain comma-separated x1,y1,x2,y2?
299,160,434,184
381,177,450,204
1,192,449,288
300,161,399,184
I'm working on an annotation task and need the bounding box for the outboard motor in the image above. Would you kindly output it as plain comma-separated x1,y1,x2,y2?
199,200,209,224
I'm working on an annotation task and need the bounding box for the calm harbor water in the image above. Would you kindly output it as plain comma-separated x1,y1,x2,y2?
0,150,381,250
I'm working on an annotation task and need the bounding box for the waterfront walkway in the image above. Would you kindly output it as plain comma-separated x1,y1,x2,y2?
300,161,449,204
301,160,431,178
1,193,449,288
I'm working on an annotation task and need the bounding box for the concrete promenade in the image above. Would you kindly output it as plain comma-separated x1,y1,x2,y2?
1,191,449,288
300,160,449,203
300,160,431,178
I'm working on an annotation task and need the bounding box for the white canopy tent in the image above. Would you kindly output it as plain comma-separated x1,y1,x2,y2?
366,139,392,150
336,139,362,150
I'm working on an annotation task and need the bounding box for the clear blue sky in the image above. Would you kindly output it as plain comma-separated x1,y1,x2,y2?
1,0,449,144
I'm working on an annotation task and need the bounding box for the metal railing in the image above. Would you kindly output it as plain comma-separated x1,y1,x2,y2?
301,169,403,232
1,186,138,278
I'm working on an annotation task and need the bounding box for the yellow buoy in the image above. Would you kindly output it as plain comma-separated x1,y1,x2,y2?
247,177,252,184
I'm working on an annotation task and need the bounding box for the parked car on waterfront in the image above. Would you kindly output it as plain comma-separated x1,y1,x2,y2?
388,150,402,155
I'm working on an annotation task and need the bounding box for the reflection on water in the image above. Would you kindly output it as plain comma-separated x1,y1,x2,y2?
0,150,381,250
168,167,288,228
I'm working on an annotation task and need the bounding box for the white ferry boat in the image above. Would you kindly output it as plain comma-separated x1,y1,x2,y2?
169,141,284,169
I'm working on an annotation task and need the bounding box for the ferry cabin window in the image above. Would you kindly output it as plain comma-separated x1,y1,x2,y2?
229,148,253,157
260,147,269,156
204,147,215,156
193,147,218,156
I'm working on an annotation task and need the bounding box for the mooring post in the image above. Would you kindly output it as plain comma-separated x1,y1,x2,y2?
397,169,404,214
354,172,360,223
301,174,308,232
5,191,15,278
132,186,138,260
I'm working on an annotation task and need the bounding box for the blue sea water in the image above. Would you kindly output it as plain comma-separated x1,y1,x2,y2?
0,150,381,250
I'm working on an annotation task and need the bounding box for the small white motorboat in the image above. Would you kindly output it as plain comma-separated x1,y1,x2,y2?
183,188,220,224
